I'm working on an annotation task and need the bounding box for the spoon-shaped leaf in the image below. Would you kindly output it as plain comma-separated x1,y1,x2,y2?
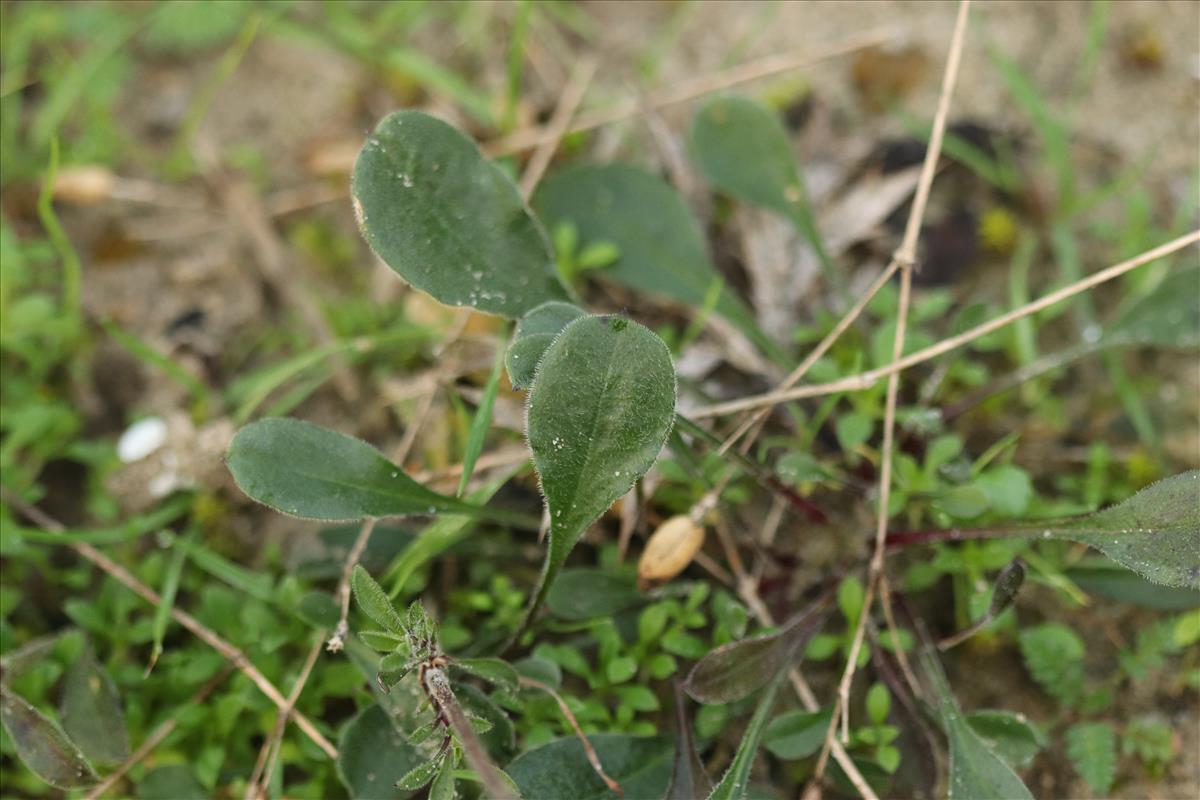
520,315,676,631
505,301,585,389
1040,470,1199,589
534,164,774,356
0,684,98,789
688,95,833,275
226,418,532,526
336,703,423,800
352,110,570,318
507,734,673,800
60,645,129,766
684,591,831,705
888,471,1200,589
919,648,1033,800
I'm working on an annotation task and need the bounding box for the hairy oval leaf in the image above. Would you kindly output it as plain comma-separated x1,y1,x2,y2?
0,685,98,789
505,301,586,389
226,418,478,521
534,164,769,352
60,645,129,766
353,110,569,318
508,734,673,800
689,95,831,272
336,703,423,799
521,315,676,626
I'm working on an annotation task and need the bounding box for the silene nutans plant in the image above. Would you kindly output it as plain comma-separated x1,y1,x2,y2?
3,3,1199,800
216,99,1197,798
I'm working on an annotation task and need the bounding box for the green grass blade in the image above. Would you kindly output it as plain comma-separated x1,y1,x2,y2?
458,345,506,497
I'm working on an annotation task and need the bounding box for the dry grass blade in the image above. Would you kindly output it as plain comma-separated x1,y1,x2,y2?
693,228,1200,419
814,0,971,783
327,517,379,653
519,57,598,199
485,30,894,156
519,676,624,797
3,491,339,760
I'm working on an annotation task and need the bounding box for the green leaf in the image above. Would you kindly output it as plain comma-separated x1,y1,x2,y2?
1065,722,1117,795
0,685,98,789
137,764,207,800
521,316,676,628
352,565,406,635
763,708,834,760
429,754,457,800
986,559,1026,618
938,485,991,520
505,301,586,390
835,412,874,454
975,465,1033,517
396,758,443,791
688,95,832,274
545,569,643,621
919,649,1033,800
59,644,129,765
965,711,1045,770
706,672,785,800
458,347,506,496
507,734,673,800
148,528,192,672
1018,622,1085,707
1107,265,1200,348
666,683,712,799
606,656,638,684
534,165,766,351
384,466,523,596
684,593,830,704
837,576,865,624
336,704,424,799
453,658,519,693
1067,563,1200,610
1040,471,1200,589
515,657,562,690
866,683,890,726
226,418,492,522
298,591,340,629
352,110,569,318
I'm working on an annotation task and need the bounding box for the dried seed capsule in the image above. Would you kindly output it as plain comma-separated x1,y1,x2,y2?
637,514,705,590
52,165,115,205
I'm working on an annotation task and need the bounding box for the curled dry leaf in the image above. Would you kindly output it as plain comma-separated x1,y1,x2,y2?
637,515,705,590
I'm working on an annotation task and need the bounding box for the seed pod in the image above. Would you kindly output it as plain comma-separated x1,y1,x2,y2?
637,514,705,590
52,165,115,205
